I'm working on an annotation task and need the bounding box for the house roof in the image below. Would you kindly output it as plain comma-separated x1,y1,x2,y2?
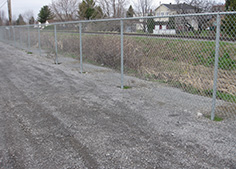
212,4,225,11
155,3,197,11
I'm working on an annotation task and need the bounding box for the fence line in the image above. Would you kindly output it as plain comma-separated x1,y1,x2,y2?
0,12,236,121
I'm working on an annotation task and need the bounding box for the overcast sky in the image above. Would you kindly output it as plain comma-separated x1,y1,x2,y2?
0,0,52,19
0,0,224,20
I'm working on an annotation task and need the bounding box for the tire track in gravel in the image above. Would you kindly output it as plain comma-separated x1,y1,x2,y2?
0,59,99,168
0,42,236,168
0,46,186,168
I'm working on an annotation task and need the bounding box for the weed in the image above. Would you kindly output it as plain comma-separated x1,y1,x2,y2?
27,52,33,54
170,81,201,95
145,74,236,103
39,32,236,104
204,89,236,103
123,86,132,89
118,86,132,89
205,115,223,121
195,52,236,70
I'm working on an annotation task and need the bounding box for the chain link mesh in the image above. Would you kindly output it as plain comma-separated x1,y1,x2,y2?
0,12,235,120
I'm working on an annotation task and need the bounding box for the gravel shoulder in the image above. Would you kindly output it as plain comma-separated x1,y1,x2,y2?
0,42,235,168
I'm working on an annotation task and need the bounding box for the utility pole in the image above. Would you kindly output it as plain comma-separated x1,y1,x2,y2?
7,0,12,25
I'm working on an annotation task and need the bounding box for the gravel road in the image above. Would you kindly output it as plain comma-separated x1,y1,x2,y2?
0,42,236,168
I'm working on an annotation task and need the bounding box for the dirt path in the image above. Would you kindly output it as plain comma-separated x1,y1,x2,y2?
0,42,235,168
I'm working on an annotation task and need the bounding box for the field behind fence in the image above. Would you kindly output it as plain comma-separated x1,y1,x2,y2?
0,12,236,121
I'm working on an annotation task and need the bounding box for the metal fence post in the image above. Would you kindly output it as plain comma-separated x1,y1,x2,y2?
120,20,124,89
38,26,41,56
54,25,58,64
19,28,22,49
5,28,7,41
79,23,83,73
0,28,1,41
8,28,10,41
12,26,16,47
211,13,221,121
27,25,31,52
0,28,2,41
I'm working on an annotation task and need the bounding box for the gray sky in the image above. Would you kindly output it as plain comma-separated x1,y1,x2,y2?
0,0,52,19
13,0,52,19
0,0,178,19
0,0,224,20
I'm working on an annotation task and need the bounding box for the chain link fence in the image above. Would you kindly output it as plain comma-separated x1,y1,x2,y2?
0,12,235,121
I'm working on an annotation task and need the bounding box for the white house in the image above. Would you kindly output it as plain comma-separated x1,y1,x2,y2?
154,3,200,33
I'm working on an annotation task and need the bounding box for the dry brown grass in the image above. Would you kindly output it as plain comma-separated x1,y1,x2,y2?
38,32,236,100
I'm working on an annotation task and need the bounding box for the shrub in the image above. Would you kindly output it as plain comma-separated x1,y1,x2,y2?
195,52,236,70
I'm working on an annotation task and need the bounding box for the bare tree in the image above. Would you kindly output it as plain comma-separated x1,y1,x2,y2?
133,0,153,32
176,0,217,12
174,0,218,33
98,0,127,18
134,0,153,17
23,10,34,24
0,10,5,26
51,0,79,21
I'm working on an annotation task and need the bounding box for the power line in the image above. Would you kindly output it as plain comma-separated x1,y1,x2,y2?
0,0,6,6
0,0,7,10
0,0,6,5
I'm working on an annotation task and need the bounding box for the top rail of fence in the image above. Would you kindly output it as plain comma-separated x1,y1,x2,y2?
1,11,236,28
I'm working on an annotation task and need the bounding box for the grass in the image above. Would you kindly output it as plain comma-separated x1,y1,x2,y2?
123,86,132,89
39,32,236,104
179,30,214,37
117,85,132,89
205,115,224,122
62,52,77,59
194,52,236,70
145,74,236,104
204,90,236,103
27,51,33,54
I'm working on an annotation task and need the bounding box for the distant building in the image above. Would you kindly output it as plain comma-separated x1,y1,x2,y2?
212,5,225,12
154,3,200,33
154,3,199,19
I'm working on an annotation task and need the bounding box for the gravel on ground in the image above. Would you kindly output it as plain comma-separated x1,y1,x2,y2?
0,42,235,168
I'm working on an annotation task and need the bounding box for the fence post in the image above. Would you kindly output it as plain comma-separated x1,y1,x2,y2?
120,20,124,89
211,13,221,121
12,26,16,47
27,25,31,52
0,28,2,41
8,28,10,41
19,28,22,49
79,23,83,73
54,25,58,64
0,28,3,41
4,28,7,41
38,26,41,56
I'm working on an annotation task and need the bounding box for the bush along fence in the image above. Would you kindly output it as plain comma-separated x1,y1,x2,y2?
0,12,236,121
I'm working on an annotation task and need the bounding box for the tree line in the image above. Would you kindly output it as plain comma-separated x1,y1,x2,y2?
0,0,234,27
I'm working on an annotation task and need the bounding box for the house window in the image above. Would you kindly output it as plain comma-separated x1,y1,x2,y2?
156,12,160,16
166,12,169,15
161,12,164,16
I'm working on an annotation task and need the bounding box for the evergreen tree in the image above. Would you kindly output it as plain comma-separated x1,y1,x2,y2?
222,0,236,38
78,0,103,20
126,5,135,18
226,0,236,11
167,17,175,29
38,5,53,23
147,13,155,33
29,16,35,24
16,14,26,25
93,6,103,19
